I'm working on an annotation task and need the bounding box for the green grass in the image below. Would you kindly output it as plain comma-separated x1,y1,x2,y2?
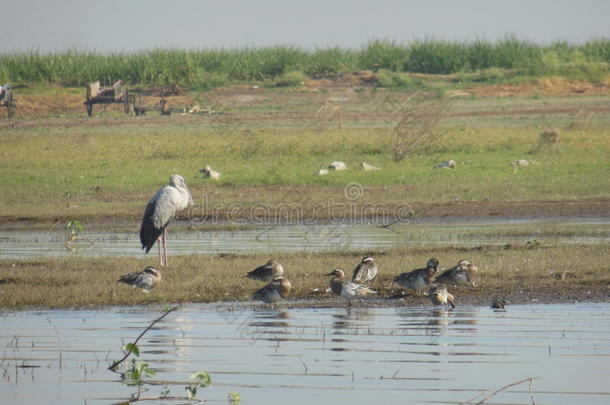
1,37,609,87
0,114,608,220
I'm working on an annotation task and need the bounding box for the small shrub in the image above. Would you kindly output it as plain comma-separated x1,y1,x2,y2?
526,238,540,248
274,71,305,87
533,128,559,151
375,70,416,88
390,97,452,161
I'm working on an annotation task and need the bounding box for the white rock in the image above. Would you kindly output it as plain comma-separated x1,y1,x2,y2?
435,160,456,169
361,162,381,171
199,165,222,180
329,161,347,171
317,169,329,176
511,159,530,167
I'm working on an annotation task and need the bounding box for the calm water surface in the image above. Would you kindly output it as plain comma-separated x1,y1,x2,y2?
1,303,609,404
1,217,608,259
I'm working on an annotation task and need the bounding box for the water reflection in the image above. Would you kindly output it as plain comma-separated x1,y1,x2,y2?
1,217,608,259
1,304,610,404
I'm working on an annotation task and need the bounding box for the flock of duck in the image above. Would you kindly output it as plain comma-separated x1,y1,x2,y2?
116,174,501,310
244,255,479,308
118,255,484,309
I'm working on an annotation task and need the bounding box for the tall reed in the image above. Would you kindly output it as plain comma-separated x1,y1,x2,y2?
1,37,608,86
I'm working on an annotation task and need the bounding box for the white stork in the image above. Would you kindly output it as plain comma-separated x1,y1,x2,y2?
140,174,192,267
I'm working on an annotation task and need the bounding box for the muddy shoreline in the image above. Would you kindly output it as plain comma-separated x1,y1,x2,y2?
1,197,608,230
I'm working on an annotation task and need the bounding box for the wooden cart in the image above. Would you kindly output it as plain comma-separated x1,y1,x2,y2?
85,81,183,116
84,80,134,117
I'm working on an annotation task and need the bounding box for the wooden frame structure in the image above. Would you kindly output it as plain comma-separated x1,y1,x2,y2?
85,81,183,116
84,80,134,117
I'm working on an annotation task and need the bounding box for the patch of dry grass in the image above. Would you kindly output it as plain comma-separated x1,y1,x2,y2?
1,244,608,310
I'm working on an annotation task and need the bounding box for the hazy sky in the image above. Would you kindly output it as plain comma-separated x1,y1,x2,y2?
2,0,609,52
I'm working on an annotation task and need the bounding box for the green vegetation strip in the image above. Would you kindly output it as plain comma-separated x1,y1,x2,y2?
1,37,609,86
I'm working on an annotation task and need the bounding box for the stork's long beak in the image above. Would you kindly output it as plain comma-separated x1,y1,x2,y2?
326,271,335,276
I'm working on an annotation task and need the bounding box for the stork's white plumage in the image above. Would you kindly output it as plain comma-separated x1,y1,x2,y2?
140,174,192,267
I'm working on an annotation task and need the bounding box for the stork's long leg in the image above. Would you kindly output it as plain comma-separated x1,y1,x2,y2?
157,236,163,267
163,228,168,267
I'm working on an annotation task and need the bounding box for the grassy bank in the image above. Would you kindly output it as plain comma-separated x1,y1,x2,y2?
0,244,608,309
1,37,609,87
1,110,609,221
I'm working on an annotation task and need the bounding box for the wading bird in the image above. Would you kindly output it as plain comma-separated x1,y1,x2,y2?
252,276,291,307
427,286,455,309
435,259,478,287
491,298,508,309
393,258,439,295
117,266,161,293
245,260,284,282
328,269,377,306
140,174,192,267
352,256,378,283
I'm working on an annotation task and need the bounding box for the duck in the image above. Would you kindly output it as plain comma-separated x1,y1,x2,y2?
252,276,291,306
328,269,377,306
352,256,378,283
393,258,439,295
117,266,161,293
491,298,508,309
427,286,455,309
245,260,284,282
434,259,478,287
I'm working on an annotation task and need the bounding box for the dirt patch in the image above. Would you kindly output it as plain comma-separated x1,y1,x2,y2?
6,91,199,120
470,76,610,97
4,73,608,122
0,197,608,228
413,198,610,219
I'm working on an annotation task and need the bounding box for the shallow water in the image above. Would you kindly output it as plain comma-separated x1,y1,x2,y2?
0,217,608,259
1,303,609,404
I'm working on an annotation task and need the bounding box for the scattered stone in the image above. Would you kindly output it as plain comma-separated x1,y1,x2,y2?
511,159,538,167
435,159,456,169
361,162,380,171
317,169,329,176
199,165,221,180
329,161,347,171
511,159,530,167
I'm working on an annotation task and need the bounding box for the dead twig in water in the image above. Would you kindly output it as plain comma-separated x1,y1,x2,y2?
298,355,308,375
377,219,402,229
108,306,179,371
528,377,536,405
461,377,537,405
46,318,62,370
